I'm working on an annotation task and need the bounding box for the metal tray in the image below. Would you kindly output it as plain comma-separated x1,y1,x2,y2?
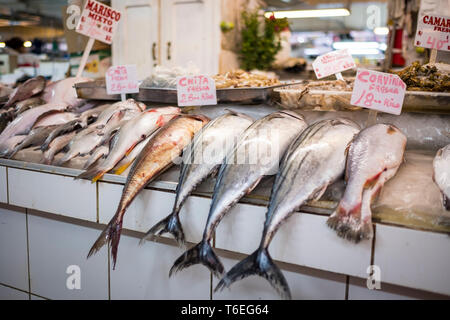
74,80,301,105
273,82,450,114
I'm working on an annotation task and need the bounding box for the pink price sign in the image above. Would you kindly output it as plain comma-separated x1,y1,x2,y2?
350,69,406,116
176,75,217,107
106,65,139,95
415,14,450,51
312,49,356,79
76,0,121,44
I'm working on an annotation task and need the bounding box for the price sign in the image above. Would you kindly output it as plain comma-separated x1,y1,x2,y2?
350,69,406,116
76,0,121,44
312,49,356,79
414,14,450,51
176,75,217,106
106,65,139,95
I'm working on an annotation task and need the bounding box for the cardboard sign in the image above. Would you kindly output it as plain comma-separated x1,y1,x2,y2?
76,0,121,44
415,14,450,51
350,69,406,115
106,65,139,95
176,75,217,106
312,49,356,79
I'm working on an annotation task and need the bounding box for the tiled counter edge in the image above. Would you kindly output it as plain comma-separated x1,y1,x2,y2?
1,164,450,298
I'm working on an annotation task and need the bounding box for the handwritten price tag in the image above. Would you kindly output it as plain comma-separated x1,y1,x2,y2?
176,75,217,106
415,14,450,51
76,0,121,44
106,65,139,95
312,49,356,79
350,69,406,115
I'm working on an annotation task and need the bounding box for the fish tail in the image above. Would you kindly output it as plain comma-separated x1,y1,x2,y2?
169,240,224,278
326,204,372,243
87,213,123,270
214,248,291,300
55,153,74,166
140,213,186,247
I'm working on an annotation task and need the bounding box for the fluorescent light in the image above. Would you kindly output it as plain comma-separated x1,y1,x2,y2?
23,41,32,48
374,27,389,35
0,42,5,48
333,41,381,50
265,8,350,19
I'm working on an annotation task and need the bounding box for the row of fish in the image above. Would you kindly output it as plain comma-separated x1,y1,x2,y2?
81,106,440,300
1,76,448,300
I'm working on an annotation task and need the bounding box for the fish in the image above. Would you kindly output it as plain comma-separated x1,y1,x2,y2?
8,125,60,158
76,106,181,182
33,112,79,128
40,104,113,152
83,145,110,170
214,118,360,299
0,108,16,133
111,134,153,175
55,110,130,166
141,110,254,246
327,123,407,242
42,77,91,108
41,131,77,165
169,111,308,278
0,103,69,156
433,144,450,210
0,135,27,154
15,97,44,114
87,114,209,269
4,76,46,108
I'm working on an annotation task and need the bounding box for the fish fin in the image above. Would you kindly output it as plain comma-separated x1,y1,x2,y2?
214,248,291,300
140,213,186,248
313,184,328,201
169,240,224,278
87,213,123,270
156,115,164,127
75,166,107,182
114,162,132,175
444,194,450,211
125,142,138,157
246,177,262,195
326,204,372,243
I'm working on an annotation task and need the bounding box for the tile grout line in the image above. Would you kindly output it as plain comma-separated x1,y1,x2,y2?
371,224,377,266
345,276,350,300
0,282,31,296
96,182,99,223
6,166,9,204
25,209,32,300
107,242,111,300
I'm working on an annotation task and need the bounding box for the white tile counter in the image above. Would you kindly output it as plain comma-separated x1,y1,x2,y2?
0,163,449,300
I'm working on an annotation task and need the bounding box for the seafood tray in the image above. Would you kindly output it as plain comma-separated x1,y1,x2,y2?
273,82,450,114
75,80,301,105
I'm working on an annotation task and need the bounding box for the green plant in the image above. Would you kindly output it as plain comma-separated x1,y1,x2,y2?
220,21,235,33
239,11,289,70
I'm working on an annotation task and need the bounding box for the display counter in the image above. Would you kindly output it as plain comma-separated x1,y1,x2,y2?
1,102,449,300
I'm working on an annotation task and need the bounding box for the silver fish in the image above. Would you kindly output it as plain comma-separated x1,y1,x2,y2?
4,76,46,108
327,123,407,242
111,134,153,175
77,106,180,182
1,135,27,153
142,110,253,246
41,132,77,165
33,112,79,128
0,103,68,152
170,111,308,278
433,144,450,210
8,125,60,158
215,118,360,299
83,145,110,170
